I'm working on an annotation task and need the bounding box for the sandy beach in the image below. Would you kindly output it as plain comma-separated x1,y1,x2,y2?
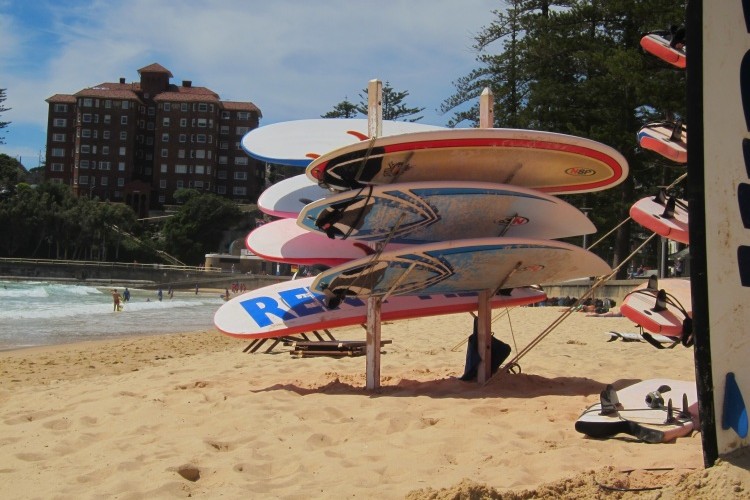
1,307,748,499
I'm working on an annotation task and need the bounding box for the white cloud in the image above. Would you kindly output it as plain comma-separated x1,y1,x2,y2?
1,0,500,161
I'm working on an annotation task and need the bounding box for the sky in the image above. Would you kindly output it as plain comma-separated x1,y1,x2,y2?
0,0,504,169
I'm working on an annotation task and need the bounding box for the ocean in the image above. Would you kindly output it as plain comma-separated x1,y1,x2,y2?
0,280,226,350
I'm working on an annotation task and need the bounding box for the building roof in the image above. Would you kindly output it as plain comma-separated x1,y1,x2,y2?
74,83,143,101
153,84,221,102
138,63,174,77
221,101,262,114
46,94,77,104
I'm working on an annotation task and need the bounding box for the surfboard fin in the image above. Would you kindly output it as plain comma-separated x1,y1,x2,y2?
652,289,668,312
661,196,677,219
722,372,749,438
647,275,659,291
599,384,623,416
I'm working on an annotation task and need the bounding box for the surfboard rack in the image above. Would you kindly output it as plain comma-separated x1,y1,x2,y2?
242,330,337,354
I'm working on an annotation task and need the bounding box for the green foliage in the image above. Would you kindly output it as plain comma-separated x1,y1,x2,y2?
0,153,26,194
323,82,425,121
443,0,687,275
0,88,10,145
161,192,244,265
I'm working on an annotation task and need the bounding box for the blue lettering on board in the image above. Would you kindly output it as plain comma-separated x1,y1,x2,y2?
740,20,750,286
239,296,297,327
278,288,325,317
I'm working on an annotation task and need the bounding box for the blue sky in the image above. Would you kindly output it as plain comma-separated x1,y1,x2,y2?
0,0,503,169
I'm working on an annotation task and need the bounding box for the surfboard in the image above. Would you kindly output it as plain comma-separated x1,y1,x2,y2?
305,128,629,194
637,121,687,163
246,218,405,267
241,119,445,167
640,32,686,69
258,174,332,218
575,378,698,443
311,238,612,304
605,331,676,344
620,278,692,338
630,190,689,244
297,181,596,244
214,276,546,339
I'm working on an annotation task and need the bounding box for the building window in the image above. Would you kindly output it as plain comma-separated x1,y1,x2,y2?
197,118,207,128
162,133,169,142
161,149,168,158
54,104,68,112
178,149,185,159
176,180,184,188
79,175,89,185
119,147,126,156
160,180,167,188
218,170,227,180
179,134,186,143
195,165,205,175
196,134,206,143
233,186,247,196
161,164,167,173
53,118,67,127
104,115,111,124
118,178,125,187
221,111,230,119
122,101,129,110
194,181,204,188
100,177,109,186
164,103,171,112
234,171,248,180
120,116,128,125
51,163,64,172
100,161,111,170
52,133,66,142
217,185,226,194
238,112,250,120
163,117,170,127
82,114,92,123
148,107,155,116
82,129,92,138
118,162,125,171
119,131,127,140
147,122,154,131
195,150,206,159
197,103,208,112
105,99,111,109
80,145,91,154
103,131,110,139
180,103,187,112
82,98,93,107
220,126,229,135
236,126,250,135
80,160,89,169
235,156,248,166
175,165,187,174
101,146,109,155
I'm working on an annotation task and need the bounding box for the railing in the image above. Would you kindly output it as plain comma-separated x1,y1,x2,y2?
0,257,223,274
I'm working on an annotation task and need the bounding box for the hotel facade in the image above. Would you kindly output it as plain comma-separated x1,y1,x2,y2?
44,63,264,217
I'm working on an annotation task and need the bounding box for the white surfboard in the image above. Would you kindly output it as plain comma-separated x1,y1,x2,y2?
311,237,612,301
575,379,698,443
297,181,596,244
241,118,445,167
258,175,332,218
306,128,629,194
246,218,405,267
214,276,546,339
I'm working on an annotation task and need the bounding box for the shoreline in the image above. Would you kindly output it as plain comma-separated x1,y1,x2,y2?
5,308,744,498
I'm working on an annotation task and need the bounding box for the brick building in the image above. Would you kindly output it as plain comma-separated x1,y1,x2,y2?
44,63,264,216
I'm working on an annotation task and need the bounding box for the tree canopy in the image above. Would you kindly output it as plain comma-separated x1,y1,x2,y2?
323,82,425,121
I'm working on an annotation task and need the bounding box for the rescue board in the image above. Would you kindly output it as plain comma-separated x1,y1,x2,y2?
214,277,546,339
620,278,692,338
305,128,629,194
258,174,332,218
297,181,596,244
245,218,404,267
311,237,612,303
630,190,689,244
241,119,444,167
640,32,686,69
637,121,687,163
575,378,698,443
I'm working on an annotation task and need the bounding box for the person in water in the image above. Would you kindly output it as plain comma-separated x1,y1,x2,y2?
123,287,130,302
112,289,122,311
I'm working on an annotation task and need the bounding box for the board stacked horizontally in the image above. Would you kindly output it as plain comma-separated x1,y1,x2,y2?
215,119,629,339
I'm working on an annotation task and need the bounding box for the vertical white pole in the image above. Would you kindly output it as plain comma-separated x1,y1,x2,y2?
366,79,383,390
477,87,495,383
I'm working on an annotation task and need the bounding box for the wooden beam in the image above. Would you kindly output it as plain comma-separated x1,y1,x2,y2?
366,295,382,390
368,79,383,138
477,290,493,384
479,87,494,128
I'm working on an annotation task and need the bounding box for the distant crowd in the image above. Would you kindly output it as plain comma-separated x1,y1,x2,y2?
532,296,616,314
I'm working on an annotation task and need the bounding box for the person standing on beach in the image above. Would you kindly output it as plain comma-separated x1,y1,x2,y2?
157,288,163,302
112,289,122,311
123,287,130,302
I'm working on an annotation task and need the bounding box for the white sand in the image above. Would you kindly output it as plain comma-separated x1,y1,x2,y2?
1,307,747,499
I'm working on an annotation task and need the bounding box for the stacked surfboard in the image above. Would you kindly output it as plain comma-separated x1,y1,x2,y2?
215,119,629,339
